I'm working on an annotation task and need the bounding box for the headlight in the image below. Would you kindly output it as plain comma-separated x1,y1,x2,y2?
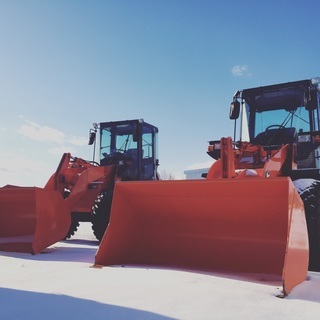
297,134,311,143
208,143,221,152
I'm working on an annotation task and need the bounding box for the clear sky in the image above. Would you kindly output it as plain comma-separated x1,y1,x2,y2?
1,0,320,186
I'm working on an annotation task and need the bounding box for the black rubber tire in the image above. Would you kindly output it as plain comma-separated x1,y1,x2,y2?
295,179,320,271
64,218,80,239
63,189,80,240
91,192,113,242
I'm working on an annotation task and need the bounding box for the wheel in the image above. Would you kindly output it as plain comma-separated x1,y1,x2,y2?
64,218,80,239
91,191,113,241
63,189,80,240
294,179,320,271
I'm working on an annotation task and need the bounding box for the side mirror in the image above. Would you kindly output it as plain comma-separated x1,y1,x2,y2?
229,100,240,119
88,131,96,145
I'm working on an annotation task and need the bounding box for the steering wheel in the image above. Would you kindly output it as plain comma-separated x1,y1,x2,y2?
265,125,285,131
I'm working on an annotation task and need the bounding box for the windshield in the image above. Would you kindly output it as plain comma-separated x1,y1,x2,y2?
98,121,158,180
241,82,317,141
100,124,137,159
254,107,310,137
243,100,313,142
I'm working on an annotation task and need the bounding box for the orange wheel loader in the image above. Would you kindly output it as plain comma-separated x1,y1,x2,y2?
65,119,159,241
0,119,159,254
95,78,320,295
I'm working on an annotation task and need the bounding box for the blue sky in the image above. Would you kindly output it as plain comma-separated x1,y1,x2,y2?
1,0,320,185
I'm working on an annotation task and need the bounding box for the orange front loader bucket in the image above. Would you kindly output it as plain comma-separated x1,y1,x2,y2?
95,177,309,295
0,153,117,255
0,186,71,254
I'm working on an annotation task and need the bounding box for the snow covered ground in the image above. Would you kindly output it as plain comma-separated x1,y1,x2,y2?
1,223,320,320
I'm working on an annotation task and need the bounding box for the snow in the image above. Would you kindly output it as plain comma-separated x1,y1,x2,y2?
293,178,319,194
1,223,320,320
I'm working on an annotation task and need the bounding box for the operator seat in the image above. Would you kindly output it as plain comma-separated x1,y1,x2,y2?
252,127,296,148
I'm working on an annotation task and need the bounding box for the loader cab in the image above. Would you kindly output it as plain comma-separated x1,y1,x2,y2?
97,119,159,181
232,78,320,173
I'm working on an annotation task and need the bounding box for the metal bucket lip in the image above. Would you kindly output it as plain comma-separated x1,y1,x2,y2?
0,235,34,244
